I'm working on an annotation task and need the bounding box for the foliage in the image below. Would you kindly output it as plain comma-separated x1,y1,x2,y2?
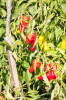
0,0,66,99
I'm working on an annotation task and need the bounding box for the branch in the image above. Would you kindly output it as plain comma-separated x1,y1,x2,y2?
5,0,23,99
6,0,11,37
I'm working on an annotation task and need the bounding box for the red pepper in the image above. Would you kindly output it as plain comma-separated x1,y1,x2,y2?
30,47,36,51
38,70,57,81
30,33,36,51
44,64,48,71
26,33,34,44
49,63,53,69
19,16,30,27
32,59,41,68
38,75,43,81
29,59,41,73
22,16,30,21
29,65,34,73
46,70,56,81
55,62,57,70
22,20,28,27
38,63,58,81
19,23,25,33
19,16,30,33
26,33,36,51
0,96,5,100
44,62,57,71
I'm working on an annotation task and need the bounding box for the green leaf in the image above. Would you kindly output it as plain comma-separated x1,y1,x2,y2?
48,43,55,48
61,4,66,13
28,90,38,94
46,49,57,57
8,33,15,43
63,86,66,99
26,0,37,7
43,74,50,87
0,82,3,85
30,50,37,60
0,27,5,37
7,91,14,99
25,70,32,90
56,48,65,56
12,40,21,49
22,61,30,70
0,19,6,25
29,6,36,15
1,0,7,6
16,0,24,6
1,8,6,17
62,63,66,74
55,27,63,41
26,90,39,100
26,97,34,100
58,17,66,21
38,13,55,28
22,71,26,84
0,41,11,48
12,52,19,61
0,45,4,54
47,13,55,20
12,4,26,20
51,83,60,100
15,90,20,98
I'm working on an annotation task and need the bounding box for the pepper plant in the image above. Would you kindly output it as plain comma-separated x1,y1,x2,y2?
0,0,66,100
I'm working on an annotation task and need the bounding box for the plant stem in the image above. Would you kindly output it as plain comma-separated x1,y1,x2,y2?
22,45,31,51
14,72,44,91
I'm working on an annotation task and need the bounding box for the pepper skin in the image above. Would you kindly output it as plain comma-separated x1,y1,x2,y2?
60,37,66,49
0,96,5,100
19,16,30,33
29,59,41,73
38,63,58,81
38,35,49,51
26,33,34,44
19,23,25,33
26,33,37,51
